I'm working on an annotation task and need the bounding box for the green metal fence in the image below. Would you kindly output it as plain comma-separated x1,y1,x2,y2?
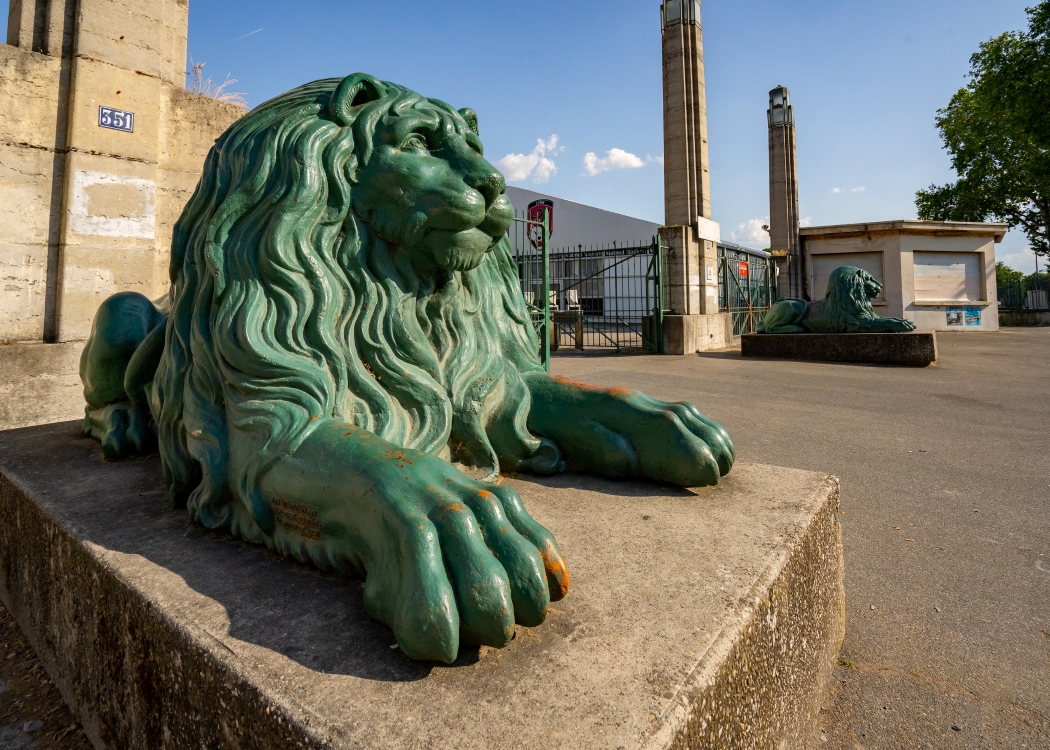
508,212,665,359
508,210,551,371
717,243,777,336
998,275,1049,310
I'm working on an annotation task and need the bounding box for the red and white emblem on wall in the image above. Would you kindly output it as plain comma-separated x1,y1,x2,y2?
527,199,554,251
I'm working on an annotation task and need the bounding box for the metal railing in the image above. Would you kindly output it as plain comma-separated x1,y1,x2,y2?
508,210,551,371
718,243,777,336
509,214,665,356
998,276,1049,310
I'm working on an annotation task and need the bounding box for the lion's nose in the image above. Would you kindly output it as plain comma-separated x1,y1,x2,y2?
467,167,505,208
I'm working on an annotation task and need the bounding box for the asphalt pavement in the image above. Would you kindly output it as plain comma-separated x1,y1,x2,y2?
549,327,1049,749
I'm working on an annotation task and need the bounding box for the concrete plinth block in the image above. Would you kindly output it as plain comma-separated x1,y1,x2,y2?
0,342,87,430
0,422,844,750
741,331,937,366
663,313,735,354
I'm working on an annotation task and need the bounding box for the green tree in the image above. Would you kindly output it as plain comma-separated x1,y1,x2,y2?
916,2,1050,258
995,261,1025,286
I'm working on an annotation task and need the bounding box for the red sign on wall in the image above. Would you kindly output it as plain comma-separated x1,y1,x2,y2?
738,261,749,278
527,199,554,251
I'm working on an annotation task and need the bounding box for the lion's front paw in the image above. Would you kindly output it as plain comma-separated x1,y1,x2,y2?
575,397,734,486
359,474,568,662
260,425,571,664
878,318,916,332
526,377,735,487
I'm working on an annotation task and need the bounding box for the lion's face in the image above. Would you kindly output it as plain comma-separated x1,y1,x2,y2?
351,106,513,273
860,271,882,300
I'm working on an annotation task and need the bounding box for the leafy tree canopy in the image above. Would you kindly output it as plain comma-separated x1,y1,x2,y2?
916,2,1050,258
995,260,1025,286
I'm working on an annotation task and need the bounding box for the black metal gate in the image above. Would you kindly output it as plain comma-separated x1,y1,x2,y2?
718,243,777,336
509,213,665,361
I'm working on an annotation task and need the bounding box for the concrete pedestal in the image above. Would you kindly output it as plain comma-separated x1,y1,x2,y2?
663,313,734,354
741,332,937,366
0,422,844,750
0,342,86,431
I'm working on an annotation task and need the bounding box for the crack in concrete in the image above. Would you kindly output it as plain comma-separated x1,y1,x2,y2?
0,142,156,165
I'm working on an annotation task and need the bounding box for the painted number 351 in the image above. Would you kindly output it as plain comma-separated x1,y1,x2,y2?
98,106,134,133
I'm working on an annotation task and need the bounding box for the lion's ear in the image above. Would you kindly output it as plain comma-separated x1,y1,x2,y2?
328,73,386,126
458,108,480,136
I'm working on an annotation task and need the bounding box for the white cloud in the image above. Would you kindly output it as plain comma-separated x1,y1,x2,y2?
998,249,1037,271
731,217,770,248
648,154,664,165
850,186,865,193
831,187,842,194
730,216,812,248
497,135,560,184
583,148,646,176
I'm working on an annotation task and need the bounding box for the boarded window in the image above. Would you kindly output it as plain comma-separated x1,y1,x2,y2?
810,252,885,301
913,252,982,301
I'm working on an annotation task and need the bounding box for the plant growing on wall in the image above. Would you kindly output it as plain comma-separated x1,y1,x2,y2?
916,2,1050,259
186,57,248,108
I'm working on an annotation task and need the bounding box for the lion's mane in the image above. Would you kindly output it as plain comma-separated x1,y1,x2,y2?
151,77,546,538
821,266,878,330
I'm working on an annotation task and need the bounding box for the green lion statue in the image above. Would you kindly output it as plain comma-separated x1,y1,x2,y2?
79,74,734,663
759,266,917,334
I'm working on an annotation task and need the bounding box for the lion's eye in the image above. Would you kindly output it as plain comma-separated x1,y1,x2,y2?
401,133,429,152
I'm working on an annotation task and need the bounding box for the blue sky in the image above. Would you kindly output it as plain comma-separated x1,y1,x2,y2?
4,1,1039,270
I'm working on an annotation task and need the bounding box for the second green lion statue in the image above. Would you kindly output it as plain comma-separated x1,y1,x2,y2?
759,266,917,334
79,74,735,663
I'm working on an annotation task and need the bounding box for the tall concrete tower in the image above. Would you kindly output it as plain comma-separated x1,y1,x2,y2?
658,1,731,353
661,0,710,226
767,86,802,298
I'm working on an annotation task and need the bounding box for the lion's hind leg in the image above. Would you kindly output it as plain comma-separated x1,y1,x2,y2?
80,292,166,459
759,298,808,334
83,402,153,459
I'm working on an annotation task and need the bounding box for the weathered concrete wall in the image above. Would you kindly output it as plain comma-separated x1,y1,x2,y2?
0,0,242,431
0,0,243,345
0,45,63,343
154,89,243,298
999,309,1050,327
0,342,85,428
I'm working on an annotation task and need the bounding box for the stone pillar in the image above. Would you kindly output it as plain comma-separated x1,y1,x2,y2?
45,0,189,341
768,85,802,299
5,0,45,50
661,0,710,228
659,0,732,353
3,0,242,345
0,0,242,427
0,0,243,432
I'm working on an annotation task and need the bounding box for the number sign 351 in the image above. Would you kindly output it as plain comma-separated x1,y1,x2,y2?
98,106,134,133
